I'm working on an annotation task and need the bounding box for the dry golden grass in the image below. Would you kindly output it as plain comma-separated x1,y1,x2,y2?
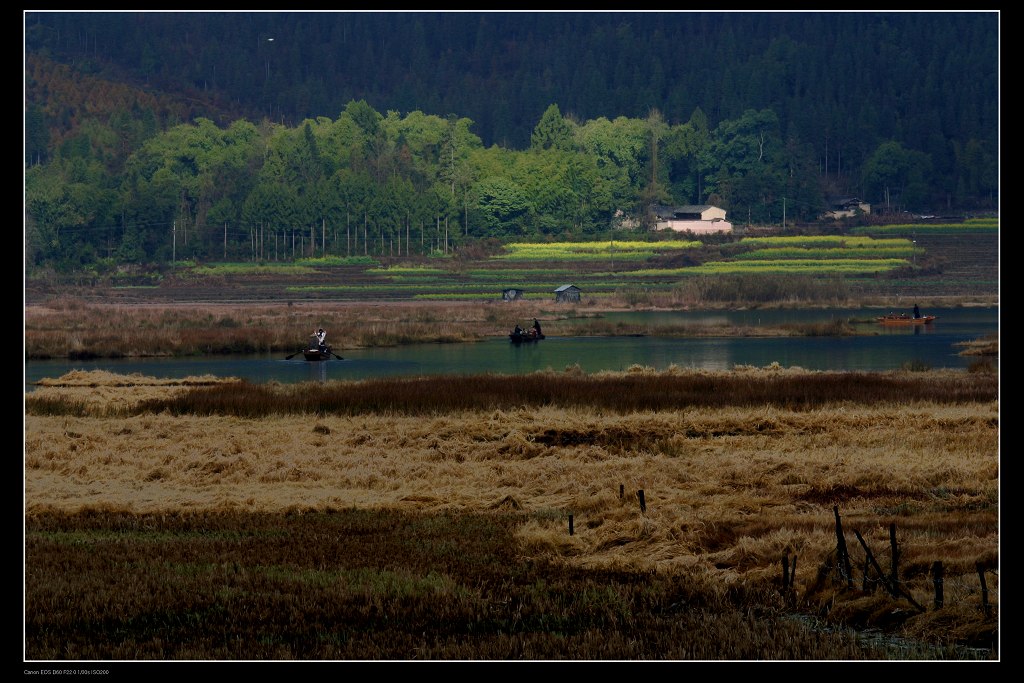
28,369,236,411
25,368,998,635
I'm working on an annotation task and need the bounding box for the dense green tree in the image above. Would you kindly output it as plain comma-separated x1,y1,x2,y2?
474,175,531,237
574,115,648,221
703,108,786,223
530,104,576,152
862,140,933,213
379,110,449,189
662,107,712,205
25,162,116,267
641,108,672,215
954,138,998,210
778,135,825,223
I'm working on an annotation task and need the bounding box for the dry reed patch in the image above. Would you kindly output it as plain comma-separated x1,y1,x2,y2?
24,389,998,656
27,370,239,413
956,335,999,357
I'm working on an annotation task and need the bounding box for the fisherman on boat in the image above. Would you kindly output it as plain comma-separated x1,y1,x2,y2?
314,327,327,351
913,303,921,319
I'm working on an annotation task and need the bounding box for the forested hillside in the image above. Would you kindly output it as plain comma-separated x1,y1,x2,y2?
24,11,999,271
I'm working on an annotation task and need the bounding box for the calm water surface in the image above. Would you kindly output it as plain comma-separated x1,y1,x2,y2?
25,306,998,389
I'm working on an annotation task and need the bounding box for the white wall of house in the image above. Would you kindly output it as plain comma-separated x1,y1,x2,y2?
697,207,727,221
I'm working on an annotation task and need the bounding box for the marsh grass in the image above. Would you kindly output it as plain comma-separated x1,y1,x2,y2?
144,370,999,417
26,368,996,418
24,369,998,659
26,508,895,661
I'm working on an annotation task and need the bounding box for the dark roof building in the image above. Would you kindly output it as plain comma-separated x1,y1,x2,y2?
554,284,581,302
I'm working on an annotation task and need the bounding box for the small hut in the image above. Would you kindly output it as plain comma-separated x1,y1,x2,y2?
502,288,524,301
554,284,581,303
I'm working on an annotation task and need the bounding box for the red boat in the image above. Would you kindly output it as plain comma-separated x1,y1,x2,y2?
875,314,938,326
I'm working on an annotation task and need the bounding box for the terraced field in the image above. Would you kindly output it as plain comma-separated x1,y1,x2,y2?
830,232,997,301
24,226,999,306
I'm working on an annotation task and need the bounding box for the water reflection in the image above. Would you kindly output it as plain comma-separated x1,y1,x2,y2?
307,360,329,383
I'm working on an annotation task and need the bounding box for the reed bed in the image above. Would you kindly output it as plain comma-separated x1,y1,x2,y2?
25,367,995,419
24,369,999,660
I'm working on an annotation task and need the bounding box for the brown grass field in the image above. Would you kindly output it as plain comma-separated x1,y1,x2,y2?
24,365,999,662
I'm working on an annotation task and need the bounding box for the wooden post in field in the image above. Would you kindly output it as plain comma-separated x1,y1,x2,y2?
932,561,944,609
833,506,853,588
855,530,893,597
977,563,990,616
790,555,797,606
568,514,574,536
619,484,624,499
782,554,797,606
889,523,899,584
637,490,646,513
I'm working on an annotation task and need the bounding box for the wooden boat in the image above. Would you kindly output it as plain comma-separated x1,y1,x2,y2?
303,345,335,361
286,341,340,361
509,330,545,343
875,314,938,326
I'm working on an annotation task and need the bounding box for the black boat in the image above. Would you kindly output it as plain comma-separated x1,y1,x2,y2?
509,330,544,343
285,336,341,361
303,344,335,361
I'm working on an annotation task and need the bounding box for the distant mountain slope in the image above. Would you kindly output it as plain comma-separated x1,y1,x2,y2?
25,53,247,154
25,11,998,157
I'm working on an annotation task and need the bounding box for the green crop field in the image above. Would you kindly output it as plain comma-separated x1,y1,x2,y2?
25,221,998,306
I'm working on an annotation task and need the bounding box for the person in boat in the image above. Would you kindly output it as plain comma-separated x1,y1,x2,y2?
913,303,921,319
533,318,543,336
513,324,523,336
314,327,327,351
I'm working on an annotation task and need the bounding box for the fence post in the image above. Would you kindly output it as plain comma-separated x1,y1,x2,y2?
834,506,853,588
637,489,646,513
568,514,574,536
932,561,944,609
889,523,899,584
976,562,989,617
